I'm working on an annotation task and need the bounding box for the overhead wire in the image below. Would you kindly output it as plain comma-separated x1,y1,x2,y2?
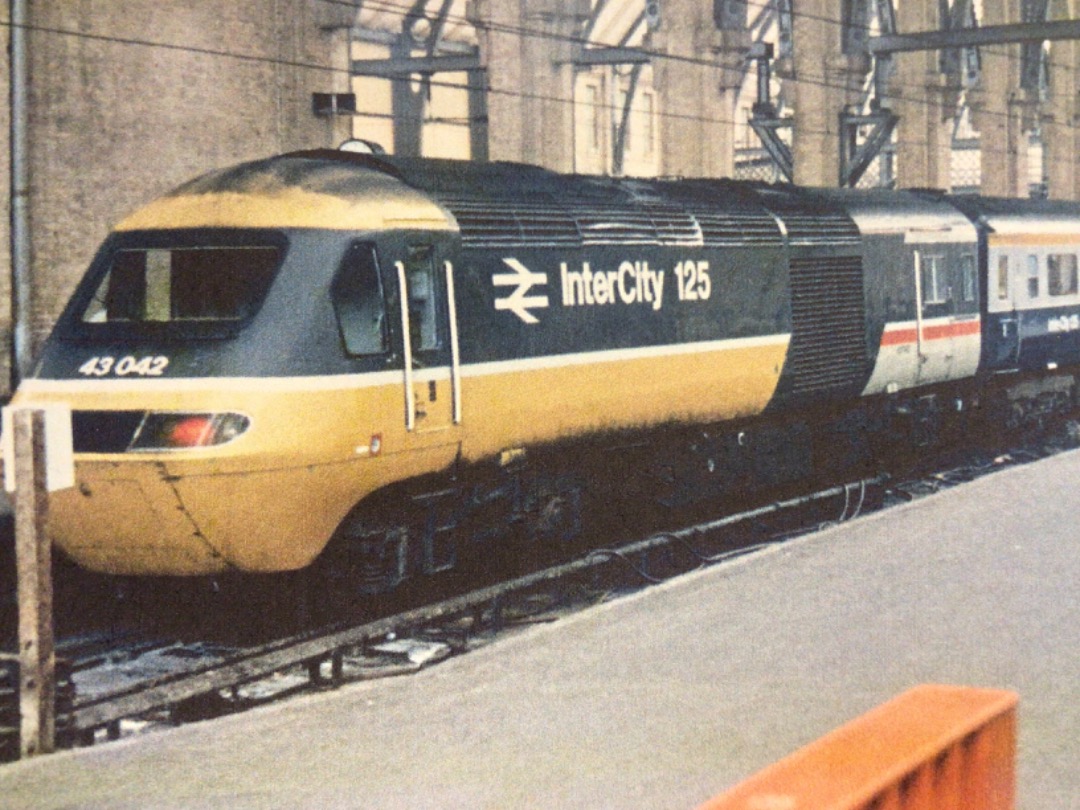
0,2,1074,171
326,0,1080,166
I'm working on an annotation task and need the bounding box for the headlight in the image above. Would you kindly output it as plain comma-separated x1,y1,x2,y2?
131,412,251,450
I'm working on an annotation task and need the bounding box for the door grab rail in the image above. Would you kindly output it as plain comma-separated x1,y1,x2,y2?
395,261,415,432
445,260,462,425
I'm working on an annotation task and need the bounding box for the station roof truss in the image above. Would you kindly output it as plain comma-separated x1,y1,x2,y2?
748,0,1074,188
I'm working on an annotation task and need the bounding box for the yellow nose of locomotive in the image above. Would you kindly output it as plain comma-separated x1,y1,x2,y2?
11,380,405,576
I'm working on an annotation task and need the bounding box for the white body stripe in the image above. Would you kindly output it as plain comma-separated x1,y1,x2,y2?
24,333,792,396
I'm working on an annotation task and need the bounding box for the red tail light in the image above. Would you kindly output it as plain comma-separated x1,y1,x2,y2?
131,412,250,450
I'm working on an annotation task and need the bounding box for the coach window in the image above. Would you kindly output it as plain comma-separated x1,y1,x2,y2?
921,255,949,309
331,242,388,356
1027,255,1040,299
997,255,1010,301
960,254,977,303
1048,253,1078,296
404,244,440,353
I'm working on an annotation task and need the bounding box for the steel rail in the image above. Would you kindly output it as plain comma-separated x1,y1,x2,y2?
65,475,887,737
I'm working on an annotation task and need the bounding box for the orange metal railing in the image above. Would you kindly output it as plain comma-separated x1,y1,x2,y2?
697,684,1018,810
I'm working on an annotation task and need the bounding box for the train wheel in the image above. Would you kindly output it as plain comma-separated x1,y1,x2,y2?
310,500,415,616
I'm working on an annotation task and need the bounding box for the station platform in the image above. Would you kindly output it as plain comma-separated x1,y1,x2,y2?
0,450,1077,809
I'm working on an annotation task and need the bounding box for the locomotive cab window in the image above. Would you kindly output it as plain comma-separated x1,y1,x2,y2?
80,242,282,333
332,242,388,356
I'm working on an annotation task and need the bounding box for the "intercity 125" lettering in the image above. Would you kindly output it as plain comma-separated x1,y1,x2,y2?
559,259,710,311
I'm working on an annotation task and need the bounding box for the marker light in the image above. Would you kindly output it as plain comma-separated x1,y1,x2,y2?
131,412,250,450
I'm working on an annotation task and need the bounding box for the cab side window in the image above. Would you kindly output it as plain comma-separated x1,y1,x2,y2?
404,244,440,353
332,242,388,356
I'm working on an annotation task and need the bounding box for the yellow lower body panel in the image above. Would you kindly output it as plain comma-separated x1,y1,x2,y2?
456,337,789,460
20,335,788,576
49,444,461,576
48,468,232,576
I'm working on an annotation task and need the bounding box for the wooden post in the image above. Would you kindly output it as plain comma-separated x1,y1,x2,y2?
13,408,55,757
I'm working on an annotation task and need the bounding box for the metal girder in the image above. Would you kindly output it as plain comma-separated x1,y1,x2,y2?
612,62,644,176
939,0,979,83
580,0,610,42
1021,0,1050,92
749,118,794,182
776,0,793,60
875,0,897,35
426,0,455,56
748,41,792,182
573,46,650,66
945,0,973,31
715,0,747,30
843,0,875,55
869,19,1080,54
352,53,482,76
840,109,899,187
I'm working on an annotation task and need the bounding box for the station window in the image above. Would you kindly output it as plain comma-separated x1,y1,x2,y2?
997,255,1009,300
331,242,388,356
587,84,603,151
921,255,949,305
1048,253,1078,296
642,92,656,156
1027,255,1040,298
960,254,976,302
404,244,440,353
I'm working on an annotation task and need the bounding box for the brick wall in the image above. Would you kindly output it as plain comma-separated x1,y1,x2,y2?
0,1,353,393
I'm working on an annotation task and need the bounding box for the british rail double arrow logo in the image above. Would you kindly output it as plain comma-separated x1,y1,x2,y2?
493,258,549,324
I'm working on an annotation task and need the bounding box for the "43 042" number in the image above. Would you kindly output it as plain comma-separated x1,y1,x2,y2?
78,355,170,377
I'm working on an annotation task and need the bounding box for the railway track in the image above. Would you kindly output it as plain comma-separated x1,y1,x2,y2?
2,422,1076,760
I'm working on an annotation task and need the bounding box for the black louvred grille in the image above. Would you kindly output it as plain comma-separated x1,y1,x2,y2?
437,198,580,248
784,256,867,396
782,212,860,245
694,210,783,246
571,203,661,245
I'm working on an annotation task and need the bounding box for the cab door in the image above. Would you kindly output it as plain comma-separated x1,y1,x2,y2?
386,236,462,440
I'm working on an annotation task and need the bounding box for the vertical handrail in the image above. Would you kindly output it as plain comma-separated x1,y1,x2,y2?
395,261,415,432
444,260,462,425
913,249,926,362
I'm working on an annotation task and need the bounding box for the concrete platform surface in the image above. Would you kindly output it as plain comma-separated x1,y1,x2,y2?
1,450,1078,809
